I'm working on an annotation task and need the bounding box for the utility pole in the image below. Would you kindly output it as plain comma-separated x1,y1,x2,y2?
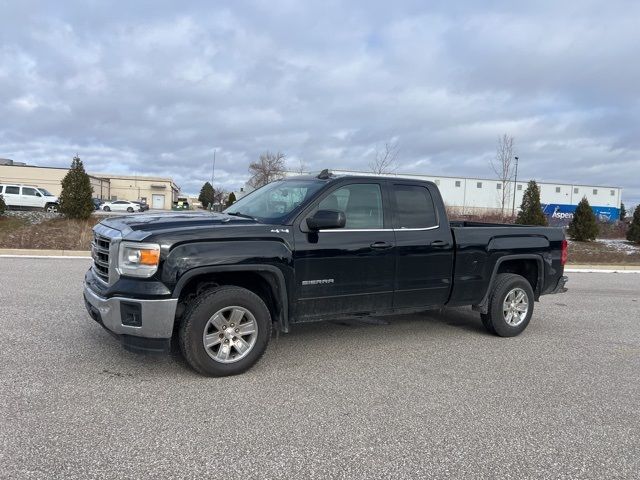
211,150,216,184
512,156,519,216
210,150,216,211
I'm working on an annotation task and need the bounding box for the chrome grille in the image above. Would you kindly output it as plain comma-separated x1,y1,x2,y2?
91,232,111,283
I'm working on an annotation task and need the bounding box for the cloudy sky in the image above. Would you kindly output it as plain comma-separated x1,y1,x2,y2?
1,0,639,203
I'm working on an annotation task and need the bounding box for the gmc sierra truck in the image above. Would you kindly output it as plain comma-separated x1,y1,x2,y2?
84,171,568,376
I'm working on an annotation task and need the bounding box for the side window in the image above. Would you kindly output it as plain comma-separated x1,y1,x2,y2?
393,185,438,229
316,183,383,229
22,187,39,196
5,186,20,195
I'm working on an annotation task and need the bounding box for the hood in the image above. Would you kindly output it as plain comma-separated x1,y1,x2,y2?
99,211,258,238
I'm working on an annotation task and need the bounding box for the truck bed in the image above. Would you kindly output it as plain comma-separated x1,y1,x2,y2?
447,222,565,307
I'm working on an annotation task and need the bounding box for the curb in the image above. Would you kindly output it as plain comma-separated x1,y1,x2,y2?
0,248,91,258
565,268,640,274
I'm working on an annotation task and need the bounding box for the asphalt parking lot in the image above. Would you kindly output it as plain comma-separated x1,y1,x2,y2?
1,258,639,479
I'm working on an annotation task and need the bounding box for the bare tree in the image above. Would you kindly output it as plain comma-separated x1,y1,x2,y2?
213,187,227,207
491,134,515,218
369,141,399,174
294,158,306,175
248,151,286,188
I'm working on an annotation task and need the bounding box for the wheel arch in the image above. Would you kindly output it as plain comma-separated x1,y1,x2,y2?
173,265,290,333
474,254,544,314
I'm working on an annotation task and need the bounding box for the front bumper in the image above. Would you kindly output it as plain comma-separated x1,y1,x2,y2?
83,283,178,353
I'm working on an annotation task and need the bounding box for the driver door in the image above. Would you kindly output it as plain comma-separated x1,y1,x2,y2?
293,181,396,319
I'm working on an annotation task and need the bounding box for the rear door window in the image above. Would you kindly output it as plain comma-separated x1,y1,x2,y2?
4,186,20,195
392,185,438,229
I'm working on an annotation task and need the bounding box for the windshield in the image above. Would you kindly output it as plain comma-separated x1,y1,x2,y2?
38,188,54,196
224,179,325,223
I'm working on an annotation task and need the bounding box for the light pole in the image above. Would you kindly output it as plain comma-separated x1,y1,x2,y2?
512,156,519,216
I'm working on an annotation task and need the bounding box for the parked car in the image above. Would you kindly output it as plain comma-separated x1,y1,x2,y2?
84,171,568,376
92,198,104,210
172,197,190,210
0,184,59,212
132,201,149,212
100,200,141,213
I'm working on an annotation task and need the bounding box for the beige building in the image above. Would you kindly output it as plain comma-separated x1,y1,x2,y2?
92,173,180,210
0,163,180,210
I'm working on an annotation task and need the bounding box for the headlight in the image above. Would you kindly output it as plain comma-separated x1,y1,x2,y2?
117,242,160,277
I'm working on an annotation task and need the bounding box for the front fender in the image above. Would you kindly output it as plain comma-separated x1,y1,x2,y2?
161,240,293,285
162,240,294,332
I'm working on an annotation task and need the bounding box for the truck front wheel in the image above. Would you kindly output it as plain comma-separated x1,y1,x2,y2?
480,273,534,337
179,286,272,376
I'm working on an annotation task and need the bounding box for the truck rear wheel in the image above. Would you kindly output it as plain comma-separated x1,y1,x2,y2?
480,273,534,337
179,286,271,376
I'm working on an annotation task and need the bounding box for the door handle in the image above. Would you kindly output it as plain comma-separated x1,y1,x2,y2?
430,240,448,247
370,241,393,250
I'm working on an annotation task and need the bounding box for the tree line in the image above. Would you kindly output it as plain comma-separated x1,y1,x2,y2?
6,150,637,246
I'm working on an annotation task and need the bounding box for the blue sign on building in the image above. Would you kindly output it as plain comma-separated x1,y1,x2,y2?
541,203,620,225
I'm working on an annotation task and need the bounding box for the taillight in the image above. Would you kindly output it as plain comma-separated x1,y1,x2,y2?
561,239,568,266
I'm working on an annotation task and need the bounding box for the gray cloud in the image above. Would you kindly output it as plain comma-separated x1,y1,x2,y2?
1,0,639,204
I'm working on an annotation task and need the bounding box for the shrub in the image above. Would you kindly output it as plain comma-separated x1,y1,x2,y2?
198,182,215,209
59,155,95,220
226,191,237,208
568,197,599,241
515,180,547,226
596,220,628,239
627,205,640,244
0,194,6,215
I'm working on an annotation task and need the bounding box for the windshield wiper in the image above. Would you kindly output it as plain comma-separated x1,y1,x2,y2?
226,211,258,221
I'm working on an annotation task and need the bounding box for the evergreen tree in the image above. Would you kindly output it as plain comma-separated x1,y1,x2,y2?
226,191,237,207
619,202,626,222
0,194,6,215
59,155,94,219
567,197,599,241
198,182,215,209
515,180,547,226
627,205,640,244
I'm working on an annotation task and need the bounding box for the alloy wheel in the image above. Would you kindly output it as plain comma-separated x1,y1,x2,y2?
202,306,258,363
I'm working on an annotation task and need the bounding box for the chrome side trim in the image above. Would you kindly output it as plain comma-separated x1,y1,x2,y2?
317,225,440,233
319,228,391,232
394,225,439,231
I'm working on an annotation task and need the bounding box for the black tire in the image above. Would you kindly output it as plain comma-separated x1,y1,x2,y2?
103,206,111,212
480,273,534,337
127,207,134,213
179,286,272,376
44,203,58,213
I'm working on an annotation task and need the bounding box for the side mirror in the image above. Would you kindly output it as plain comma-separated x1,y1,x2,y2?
306,209,346,231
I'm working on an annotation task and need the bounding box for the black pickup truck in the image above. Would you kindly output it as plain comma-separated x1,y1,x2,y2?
84,171,568,376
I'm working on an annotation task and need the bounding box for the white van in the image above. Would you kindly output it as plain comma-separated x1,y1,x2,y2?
0,184,60,212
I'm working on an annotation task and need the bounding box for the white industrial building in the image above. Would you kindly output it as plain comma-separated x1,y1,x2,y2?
238,169,622,222
328,169,622,217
